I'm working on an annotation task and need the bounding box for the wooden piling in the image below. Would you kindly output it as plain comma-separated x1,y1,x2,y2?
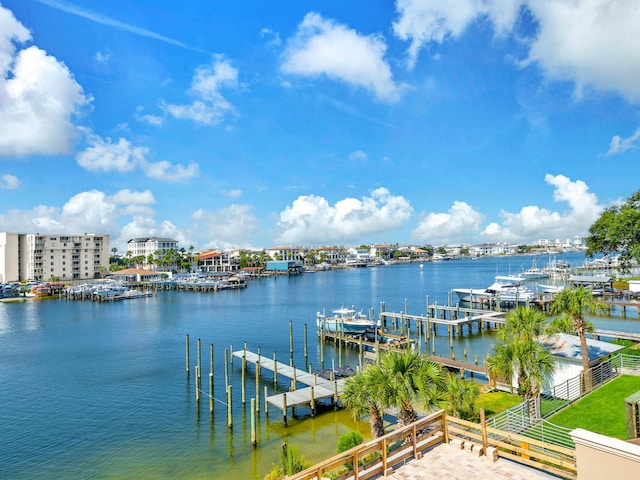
197,338,202,384
304,323,308,366
273,352,278,386
195,365,200,403
283,393,288,425
251,398,257,446
227,385,233,429
310,386,315,417
209,373,214,413
241,354,246,405
289,320,293,367
264,385,269,416
224,349,229,392
256,361,260,413
185,334,190,374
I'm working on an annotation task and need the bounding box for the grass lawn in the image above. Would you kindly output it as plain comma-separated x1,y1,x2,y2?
476,391,522,417
548,375,640,440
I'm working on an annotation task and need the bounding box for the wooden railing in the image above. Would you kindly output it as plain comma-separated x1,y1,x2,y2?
287,410,577,480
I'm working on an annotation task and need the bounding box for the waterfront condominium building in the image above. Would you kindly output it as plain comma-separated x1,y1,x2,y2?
126,237,178,269
0,232,110,282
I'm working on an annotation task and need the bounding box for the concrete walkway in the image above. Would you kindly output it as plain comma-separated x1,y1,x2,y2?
386,443,561,480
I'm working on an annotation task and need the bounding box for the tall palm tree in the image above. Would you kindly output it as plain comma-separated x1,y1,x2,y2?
439,372,480,420
342,366,386,438
487,306,555,401
378,350,444,427
548,286,607,387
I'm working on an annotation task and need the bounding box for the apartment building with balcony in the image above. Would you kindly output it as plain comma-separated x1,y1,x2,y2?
0,232,110,282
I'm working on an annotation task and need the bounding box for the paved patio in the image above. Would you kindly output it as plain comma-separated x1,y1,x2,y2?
386,443,561,480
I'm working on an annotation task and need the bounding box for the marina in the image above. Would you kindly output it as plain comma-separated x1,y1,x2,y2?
3,251,640,479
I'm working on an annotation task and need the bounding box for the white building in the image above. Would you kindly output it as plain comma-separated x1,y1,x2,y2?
126,237,178,269
0,232,110,282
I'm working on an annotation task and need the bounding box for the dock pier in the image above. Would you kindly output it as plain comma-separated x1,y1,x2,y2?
232,349,345,424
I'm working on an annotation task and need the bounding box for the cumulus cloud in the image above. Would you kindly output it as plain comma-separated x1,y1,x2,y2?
393,0,522,68
0,174,19,189
482,174,602,242
276,187,413,244
0,5,91,157
281,12,403,103
191,204,259,248
220,189,243,199
76,132,199,182
161,55,238,125
412,201,485,245
607,127,640,155
393,1,640,102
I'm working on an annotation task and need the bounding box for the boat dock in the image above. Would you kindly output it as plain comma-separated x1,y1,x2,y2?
232,349,345,423
593,329,640,342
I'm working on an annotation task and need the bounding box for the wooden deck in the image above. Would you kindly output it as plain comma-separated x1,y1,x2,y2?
232,349,346,417
593,329,640,342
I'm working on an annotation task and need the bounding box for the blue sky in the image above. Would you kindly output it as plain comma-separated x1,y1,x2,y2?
0,1,638,251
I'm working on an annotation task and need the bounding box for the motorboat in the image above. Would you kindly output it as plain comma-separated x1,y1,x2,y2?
316,307,379,334
453,275,535,304
521,259,549,279
538,284,565,294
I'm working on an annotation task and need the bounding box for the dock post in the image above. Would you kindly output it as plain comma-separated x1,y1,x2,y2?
241,354,246,405
224,349,229,393
264,386,269,416
257,345,261,377
256,363,260,413
209,373,214,413
283,393,288,425
195,365,200,404
185,334,190,374
210,344,214,377
311,386,316,417
333,381,338,410
197,339,202,385
251,398,257,446
304,323,308,367
320,335,325,370
359,337,363,369
289,320,294,367
291,364,297,391
227,385,233,429
273,352,278,386
464,348,467,360
230,343,233,366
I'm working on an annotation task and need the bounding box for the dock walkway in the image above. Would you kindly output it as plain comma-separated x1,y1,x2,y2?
232,350,345,422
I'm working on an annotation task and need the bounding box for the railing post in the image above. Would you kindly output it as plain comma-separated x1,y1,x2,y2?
442,411,449,444
480,408,488,455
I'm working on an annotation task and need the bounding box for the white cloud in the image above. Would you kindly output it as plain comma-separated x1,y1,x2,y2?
191,204,259,248
135,106,164,126
393,0,522,68
76,132,199,182
108,189,155,205
412,201,485,245
77,135,145,173
281,12,403,103
94,51,110,64
349,150,367,161
0,174,19,189
260,27,282,46
220,189,243,199
607,127,640,155
483,174,602,242
393,1,640,102
276,187,413,244
0,5,91,157
524,1,640,102
162,55,238,125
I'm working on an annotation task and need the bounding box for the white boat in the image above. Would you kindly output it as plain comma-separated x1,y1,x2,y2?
316,308,379,334
538,283,565,294
521,259,549,279
453,275,535,304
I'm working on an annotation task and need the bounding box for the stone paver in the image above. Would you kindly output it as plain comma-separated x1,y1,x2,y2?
386,443,559,480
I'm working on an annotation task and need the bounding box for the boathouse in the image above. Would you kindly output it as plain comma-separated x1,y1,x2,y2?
568,274,612,293
108,268,166,282
265,260,303,275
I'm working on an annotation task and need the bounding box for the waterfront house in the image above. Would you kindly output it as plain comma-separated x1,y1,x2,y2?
197,250,239,273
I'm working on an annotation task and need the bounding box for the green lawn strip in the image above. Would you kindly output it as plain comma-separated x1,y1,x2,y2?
477,391,522,417
547,375,640,440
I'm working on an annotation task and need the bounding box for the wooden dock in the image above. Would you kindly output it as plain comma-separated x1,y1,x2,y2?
232,349,345,423
593,329,640,342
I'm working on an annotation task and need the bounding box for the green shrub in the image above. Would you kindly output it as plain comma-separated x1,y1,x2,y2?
337,431,364,454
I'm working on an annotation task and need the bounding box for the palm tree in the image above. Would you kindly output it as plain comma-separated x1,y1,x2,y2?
440,372,480,420
342,366,386,438
378,350,444,427
487,306,555,400
548,286,607,388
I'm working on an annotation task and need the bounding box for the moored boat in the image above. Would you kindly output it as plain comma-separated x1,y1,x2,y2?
316,307,379,334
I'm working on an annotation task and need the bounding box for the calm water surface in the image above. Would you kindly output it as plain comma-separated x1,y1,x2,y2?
2,252,637,479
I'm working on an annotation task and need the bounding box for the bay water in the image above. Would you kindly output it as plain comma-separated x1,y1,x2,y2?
2,252,638,479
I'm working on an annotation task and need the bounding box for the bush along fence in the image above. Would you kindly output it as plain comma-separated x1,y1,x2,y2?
288,409,577,480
